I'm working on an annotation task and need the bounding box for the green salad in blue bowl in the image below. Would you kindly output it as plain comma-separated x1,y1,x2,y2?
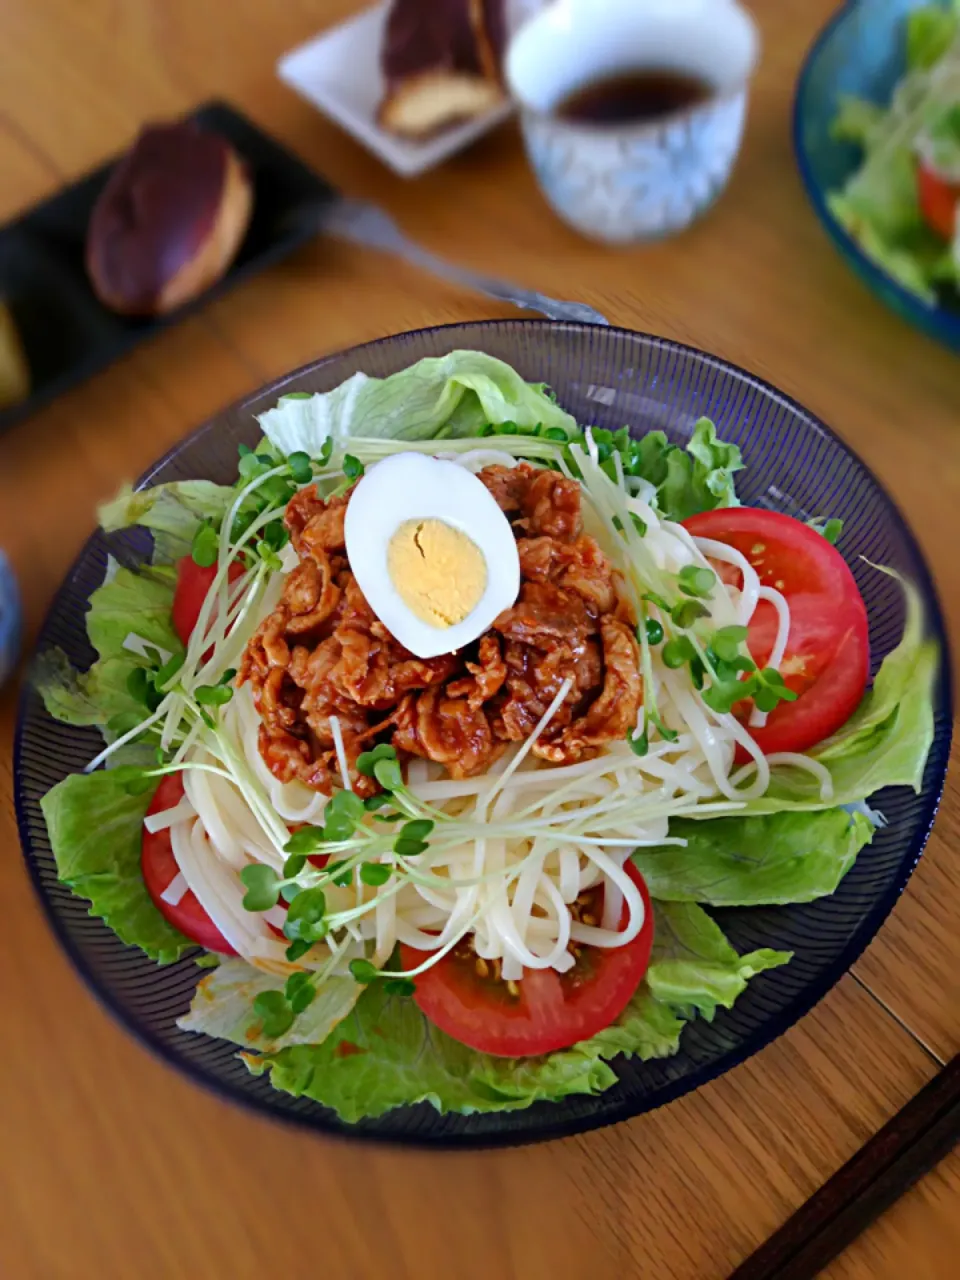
795,0,960,347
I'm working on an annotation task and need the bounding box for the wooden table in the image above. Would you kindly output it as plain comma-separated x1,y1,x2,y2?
0,2,956,1277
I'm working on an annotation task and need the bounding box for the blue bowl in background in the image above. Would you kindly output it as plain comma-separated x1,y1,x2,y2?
0,550,21,689
794,0,960,351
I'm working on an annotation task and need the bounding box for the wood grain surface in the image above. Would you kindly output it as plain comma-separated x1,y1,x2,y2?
0,2,956,1278
825,1149,960,1280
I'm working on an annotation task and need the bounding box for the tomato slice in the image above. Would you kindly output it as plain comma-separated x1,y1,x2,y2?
400,863,653,1057
171,556,244,647
151,560,247,953
917,161,959,242
682,507,870,756
141,774,237,955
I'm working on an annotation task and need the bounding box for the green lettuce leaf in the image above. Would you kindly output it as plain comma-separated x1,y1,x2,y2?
828,193,941,303
836,112,923,242
257,351,577,455
633,809,874,906
234,904,785,1121
644,902,791,1020
34,565,181,728
907,2,960,71
40,767,192,963
99,479,235,564
84,564,181,664
258,355,742,524
628,418,743,521
509,416,742,521
832,95,888,149
177,957,362,1053
243,981,622,1120
922,98,960,181
241,981,686,1121
569,987,688,1065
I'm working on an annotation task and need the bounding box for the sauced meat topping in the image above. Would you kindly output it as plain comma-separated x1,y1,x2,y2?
238,464,642,791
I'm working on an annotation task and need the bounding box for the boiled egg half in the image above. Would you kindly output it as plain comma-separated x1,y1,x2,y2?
344,453,520,659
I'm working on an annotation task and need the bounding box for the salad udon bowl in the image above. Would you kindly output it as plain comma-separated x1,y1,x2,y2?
15,320,952,1147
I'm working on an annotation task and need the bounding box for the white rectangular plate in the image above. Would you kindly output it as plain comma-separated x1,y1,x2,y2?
277,4,514,179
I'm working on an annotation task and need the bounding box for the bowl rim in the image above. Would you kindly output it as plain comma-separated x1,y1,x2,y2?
792,0,960,349
13,318,955,1148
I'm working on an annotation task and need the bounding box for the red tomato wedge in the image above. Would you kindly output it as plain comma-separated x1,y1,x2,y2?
171,556,244,648
142,774,237,955
400,863,653,1057
683,507,870,756
917,161,960,242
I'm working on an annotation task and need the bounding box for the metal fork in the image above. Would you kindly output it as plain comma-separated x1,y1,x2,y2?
315,196,609,326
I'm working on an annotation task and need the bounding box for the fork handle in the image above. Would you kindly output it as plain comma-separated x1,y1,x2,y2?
317,202,609,326
395,240,609,325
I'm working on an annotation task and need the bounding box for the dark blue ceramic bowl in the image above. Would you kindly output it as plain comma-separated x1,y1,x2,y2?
13,322,953,1147
794,0,960,350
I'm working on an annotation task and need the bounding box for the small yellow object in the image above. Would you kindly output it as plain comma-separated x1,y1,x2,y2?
0,301,30,411
387,518,487,629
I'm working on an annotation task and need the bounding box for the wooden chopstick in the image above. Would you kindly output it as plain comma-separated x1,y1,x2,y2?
728,1054,960,1280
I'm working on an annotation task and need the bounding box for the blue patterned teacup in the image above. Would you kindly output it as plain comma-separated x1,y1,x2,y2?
505,0,760,244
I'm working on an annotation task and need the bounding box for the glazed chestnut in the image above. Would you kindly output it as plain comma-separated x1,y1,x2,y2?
86,121,253,317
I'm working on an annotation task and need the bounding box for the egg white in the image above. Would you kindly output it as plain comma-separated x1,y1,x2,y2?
343,453,521,659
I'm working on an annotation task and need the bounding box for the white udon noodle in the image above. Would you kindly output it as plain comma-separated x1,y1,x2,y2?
148,446,829,980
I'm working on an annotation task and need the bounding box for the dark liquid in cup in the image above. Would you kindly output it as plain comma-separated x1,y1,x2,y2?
557,69,713,126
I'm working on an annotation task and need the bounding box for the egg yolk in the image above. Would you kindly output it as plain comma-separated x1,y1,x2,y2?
387,518,487,629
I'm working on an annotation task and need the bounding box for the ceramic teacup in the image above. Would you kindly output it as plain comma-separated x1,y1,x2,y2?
505,0,760,244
